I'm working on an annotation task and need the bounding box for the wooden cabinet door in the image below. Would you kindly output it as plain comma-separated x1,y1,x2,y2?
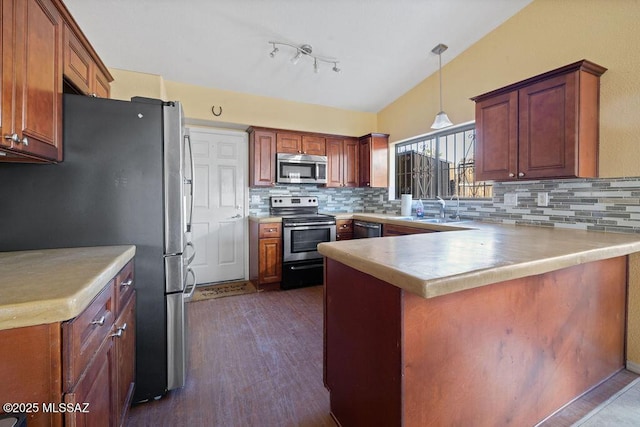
326,138,344,187
359,134,388,187
65,336,115,427
63,23,110,98
249,129,276,186
343,138,359,187
92,69,111,98
114,293,136,427
11,0,63,161
518,73,576,179
359,137,371,187
1,0,13,152
276,132,302,153
259,238,282,283
302,135,326,155
63,23,91,94
474,90,518,181
336,219,353,240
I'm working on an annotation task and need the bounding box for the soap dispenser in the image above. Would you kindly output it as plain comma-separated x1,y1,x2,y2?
415,199,424,218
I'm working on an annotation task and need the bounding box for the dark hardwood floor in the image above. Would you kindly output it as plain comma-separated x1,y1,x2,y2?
127,286,335,427
127,285,638,426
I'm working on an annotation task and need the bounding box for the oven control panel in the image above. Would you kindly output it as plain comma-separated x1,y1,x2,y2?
270,196,318,207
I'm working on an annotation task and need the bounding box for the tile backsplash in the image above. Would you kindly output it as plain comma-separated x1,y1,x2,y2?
249,177,640,234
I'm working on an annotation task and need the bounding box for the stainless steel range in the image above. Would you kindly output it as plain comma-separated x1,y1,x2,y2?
270,196,336,289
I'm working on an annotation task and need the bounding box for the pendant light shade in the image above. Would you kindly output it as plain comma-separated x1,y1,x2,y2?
431,43,453,130
431,111,453,129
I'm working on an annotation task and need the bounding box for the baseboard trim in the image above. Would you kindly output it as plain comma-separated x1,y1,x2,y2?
626,360,640,374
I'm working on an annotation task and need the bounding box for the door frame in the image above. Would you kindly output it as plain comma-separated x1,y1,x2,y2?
185,125,249,283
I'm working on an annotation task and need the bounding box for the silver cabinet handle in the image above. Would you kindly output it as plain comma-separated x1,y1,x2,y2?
518,172,525,177
508,173,515,177
4,133,19,143
91,315,106,326
121,279,133,287
111,322,127,338
21,137,28,146
229,214,241,219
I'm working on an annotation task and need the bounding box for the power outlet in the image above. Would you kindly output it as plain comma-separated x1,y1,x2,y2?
504,193,518,206
537,192,549,207
250,195,261,204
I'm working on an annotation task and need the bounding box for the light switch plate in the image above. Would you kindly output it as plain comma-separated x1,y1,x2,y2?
537,192,549,207
504,193,518,206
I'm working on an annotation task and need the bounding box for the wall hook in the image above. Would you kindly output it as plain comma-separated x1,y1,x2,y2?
211,106,223,117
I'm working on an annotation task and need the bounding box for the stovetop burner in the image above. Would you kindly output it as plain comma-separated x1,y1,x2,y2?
270,196,336,225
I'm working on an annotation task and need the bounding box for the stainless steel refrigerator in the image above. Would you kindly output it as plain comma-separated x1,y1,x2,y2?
0,94,196,402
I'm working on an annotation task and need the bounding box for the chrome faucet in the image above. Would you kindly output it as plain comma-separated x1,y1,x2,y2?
436,196,446,219
449,194,460,221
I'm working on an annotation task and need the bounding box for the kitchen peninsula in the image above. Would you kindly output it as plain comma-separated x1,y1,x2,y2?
0,246,136,427
318,222,640,426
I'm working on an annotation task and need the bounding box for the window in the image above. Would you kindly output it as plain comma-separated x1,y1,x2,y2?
395,124,491,199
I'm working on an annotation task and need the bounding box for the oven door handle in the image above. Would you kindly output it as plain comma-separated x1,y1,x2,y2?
288,262,324,271
284,222,336,228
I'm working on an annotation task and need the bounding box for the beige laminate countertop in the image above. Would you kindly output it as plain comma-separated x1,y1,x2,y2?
318,220,640,299
0,245,136,330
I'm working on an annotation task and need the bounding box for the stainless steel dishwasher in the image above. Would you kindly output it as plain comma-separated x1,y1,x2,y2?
353,220,382,238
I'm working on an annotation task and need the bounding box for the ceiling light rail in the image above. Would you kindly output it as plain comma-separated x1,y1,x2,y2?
268,41,340,73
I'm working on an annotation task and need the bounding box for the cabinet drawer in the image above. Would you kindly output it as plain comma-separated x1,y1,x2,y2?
336,219,353,233
114,261,134,316
259,223,282,238
63,281,115,389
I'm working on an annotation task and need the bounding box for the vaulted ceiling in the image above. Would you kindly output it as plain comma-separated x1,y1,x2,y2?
64,0,533,112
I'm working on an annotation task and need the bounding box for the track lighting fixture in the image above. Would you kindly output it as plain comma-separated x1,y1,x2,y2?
430,43,453,130
268,41,340,73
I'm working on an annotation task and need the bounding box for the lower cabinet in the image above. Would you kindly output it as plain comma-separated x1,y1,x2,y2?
62,261,136,427
249,221,282,290
0,259,136,427
336,219,354,240
64,292,135,427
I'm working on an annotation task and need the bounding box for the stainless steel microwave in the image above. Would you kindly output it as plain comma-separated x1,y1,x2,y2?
276,153,327,184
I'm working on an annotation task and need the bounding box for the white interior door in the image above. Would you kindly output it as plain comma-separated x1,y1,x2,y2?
188,127,247,284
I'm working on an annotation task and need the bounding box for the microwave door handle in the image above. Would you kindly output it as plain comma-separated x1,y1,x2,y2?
184,134,195,232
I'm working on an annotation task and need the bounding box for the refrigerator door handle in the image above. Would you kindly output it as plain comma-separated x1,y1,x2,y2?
184,268,197,299
186,241,196,266
184,134,195,233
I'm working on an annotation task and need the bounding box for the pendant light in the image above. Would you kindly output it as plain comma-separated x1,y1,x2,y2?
431,43,453,130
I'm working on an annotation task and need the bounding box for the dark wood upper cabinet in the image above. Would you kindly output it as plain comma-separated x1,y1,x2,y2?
473,60,607,181
326,137,359,188
0,0,112,163
1,0,63,162
276,132,326,155
359,133,389,188
248,127,277,187
249,126,386,188
301,135,326,155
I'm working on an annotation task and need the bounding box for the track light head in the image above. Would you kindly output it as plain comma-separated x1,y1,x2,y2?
268,41,340,74
291,51,302,65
